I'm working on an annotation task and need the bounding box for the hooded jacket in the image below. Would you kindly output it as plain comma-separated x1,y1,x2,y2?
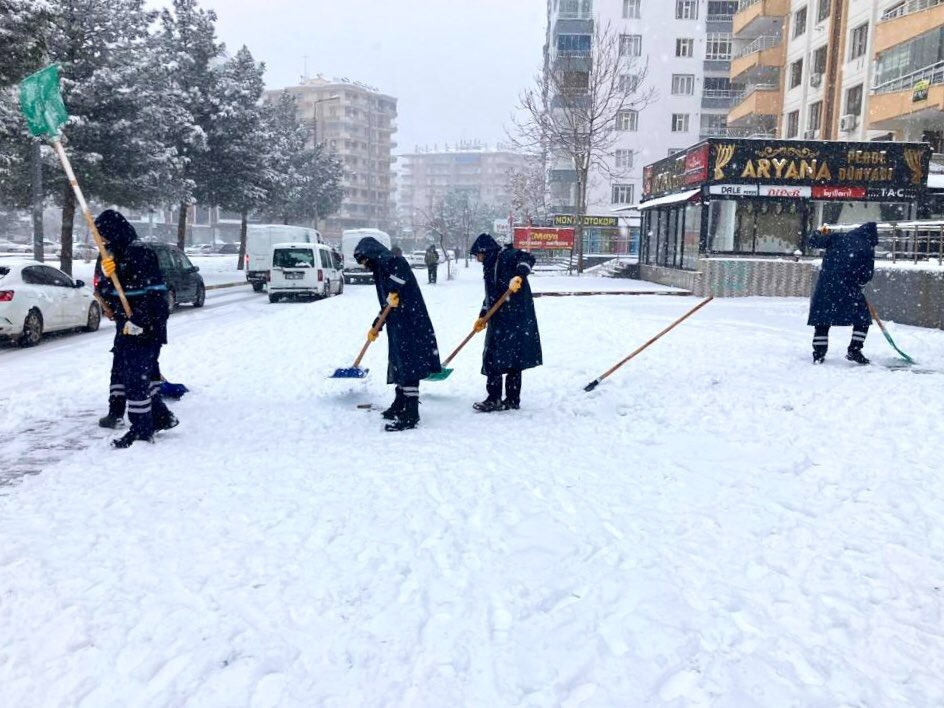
95,209,168,343
354,237,441,383
807,222,878,328
469,233,542,374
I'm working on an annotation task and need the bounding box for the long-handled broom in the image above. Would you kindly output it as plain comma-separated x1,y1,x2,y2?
331,303,393,379
584,296,714,392
426,286,515,381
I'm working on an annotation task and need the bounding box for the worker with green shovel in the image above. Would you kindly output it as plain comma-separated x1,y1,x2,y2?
469,233,542,412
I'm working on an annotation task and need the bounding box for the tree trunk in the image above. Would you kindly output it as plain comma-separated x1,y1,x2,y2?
238,208,248,270
575,170,587,275
176,201,188,250
59,183,75,276
31,142,44,262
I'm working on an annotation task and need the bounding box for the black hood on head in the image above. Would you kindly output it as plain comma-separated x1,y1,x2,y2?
470,233,500,257
95,209,137,254
353,237,391,264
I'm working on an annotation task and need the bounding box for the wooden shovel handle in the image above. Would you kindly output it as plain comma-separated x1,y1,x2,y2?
352,303,393,368
442,287,514,367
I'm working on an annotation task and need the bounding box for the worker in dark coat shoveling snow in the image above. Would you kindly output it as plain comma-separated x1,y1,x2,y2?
354,237,442,431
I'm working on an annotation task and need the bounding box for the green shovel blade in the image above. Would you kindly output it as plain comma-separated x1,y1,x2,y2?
19,65,69,138
425,368,453,381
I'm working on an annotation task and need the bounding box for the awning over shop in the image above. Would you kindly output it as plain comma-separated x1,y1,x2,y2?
638,188,701,211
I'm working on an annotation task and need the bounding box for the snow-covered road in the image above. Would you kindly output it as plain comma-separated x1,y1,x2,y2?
2,266,944,706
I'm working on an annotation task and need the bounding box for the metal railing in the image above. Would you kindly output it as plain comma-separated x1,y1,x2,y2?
873,60,944,94
820,220,944,264
707,13,735,22
880,0,944,21
734,34,782,59
738,0,761,9
703,89,741,99
700,127,776,138
734,82,780,103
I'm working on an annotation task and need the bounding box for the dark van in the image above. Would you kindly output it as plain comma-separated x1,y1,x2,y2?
142,241,206,311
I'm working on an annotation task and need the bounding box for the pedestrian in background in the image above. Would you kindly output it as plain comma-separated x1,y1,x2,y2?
469,233,542,411
354,237,442,431
808,221,878,365
424,243,440,284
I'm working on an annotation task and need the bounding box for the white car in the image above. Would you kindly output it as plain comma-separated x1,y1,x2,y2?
0,238,31,254
0,260,102,347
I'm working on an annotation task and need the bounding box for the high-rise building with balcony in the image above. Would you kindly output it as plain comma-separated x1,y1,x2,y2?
266,76,398,242
545,0,740,216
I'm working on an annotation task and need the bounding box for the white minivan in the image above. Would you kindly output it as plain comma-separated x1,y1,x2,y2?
268,242,343,303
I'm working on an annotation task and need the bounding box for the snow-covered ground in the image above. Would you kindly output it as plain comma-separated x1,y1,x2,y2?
2,264,944,706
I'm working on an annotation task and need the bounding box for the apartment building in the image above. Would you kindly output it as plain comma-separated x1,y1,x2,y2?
266,76,398,242
398,143,527,220
732,0,944,147
545,0,741,217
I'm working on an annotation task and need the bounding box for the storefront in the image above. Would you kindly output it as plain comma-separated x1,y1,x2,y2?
639,139,933,271
552,214,637,255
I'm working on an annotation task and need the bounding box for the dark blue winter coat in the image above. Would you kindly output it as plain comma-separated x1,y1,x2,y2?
354,237,441,384
94,210,169,344
470,233,543,375
807,222,878,328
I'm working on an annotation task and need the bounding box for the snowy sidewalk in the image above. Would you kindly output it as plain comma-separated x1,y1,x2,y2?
2,273,944,705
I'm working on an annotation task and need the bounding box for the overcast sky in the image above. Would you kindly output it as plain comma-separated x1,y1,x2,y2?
200,0,549,155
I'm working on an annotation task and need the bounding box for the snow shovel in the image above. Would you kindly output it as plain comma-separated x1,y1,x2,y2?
426,286,515,381
866,299,914,364
584,296,714,392
19,65,132,319
331,303,393,379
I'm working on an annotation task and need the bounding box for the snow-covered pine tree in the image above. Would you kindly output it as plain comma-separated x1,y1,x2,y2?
198,46,270,269
156,0,225,250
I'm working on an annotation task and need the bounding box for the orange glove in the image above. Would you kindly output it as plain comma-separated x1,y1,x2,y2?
509,276,523,293
101,255,116,278
473,317,486,332
367,329,379,342
386,292,400,308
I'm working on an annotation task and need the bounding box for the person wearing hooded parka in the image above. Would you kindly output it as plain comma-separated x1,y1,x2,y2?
469,233,542,411
807,221,877,365
95,209,171,447
354,237,442,431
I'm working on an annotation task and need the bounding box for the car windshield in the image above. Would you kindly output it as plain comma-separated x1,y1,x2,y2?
273,249,314,268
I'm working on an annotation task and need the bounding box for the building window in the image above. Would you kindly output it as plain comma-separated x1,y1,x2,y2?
789,58,803,89
707,1,738,20
671,74,695,95
812,45,827,75
676,38,695,57
706,33,732,60
617,110,639,131
849,23,869,60
671,113,690,132
817,0,830,23
846,84,863,115
701,113,728,136
557,34,592,53
619,74,640,92
623,0,641,19
611,184,635,204
620,34,643,57
676,0,698,19
808,101,822,133
793,6,808,37
786,110,800,138
614,149,634,169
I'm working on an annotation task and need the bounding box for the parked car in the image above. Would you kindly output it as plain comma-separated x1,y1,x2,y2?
216,242,239,255
268,242,343,302
139,241,205,311
0,260,101,346
407,250,427,268
0,238,31,254
184,243,215,256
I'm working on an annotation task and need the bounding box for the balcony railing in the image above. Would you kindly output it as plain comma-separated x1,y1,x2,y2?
873,60,944,94
734,34,782,59
880,0,944,21
707,13,735,22
735,82,779,102
738,0,761,9
700,126,776,139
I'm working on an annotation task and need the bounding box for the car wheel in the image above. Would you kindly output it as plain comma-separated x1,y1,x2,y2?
19,309,43,347
193,283,206,308
269,294,280,303
252,282,265,293
166,289,176,313
85,302,102,332
338,278,344,295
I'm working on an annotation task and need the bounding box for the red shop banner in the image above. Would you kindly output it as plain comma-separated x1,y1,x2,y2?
513,227,575,250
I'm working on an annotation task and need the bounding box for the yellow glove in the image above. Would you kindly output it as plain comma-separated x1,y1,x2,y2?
101,255,116,278
367,329,379,342
509,276,523,293
473,317,486,332
386,292,400,308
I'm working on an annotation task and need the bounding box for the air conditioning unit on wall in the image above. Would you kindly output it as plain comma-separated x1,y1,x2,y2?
809,72,823,87
840,114,859,131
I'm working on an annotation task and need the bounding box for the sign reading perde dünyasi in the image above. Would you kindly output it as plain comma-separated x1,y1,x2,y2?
642,139,932,201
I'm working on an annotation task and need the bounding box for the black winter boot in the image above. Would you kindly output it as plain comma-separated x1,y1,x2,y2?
812,352,825,365
99,413,124,428
846,350,870,365
385,394,419,431
473,399,505,413
381,386,406,420
112,430,154,448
